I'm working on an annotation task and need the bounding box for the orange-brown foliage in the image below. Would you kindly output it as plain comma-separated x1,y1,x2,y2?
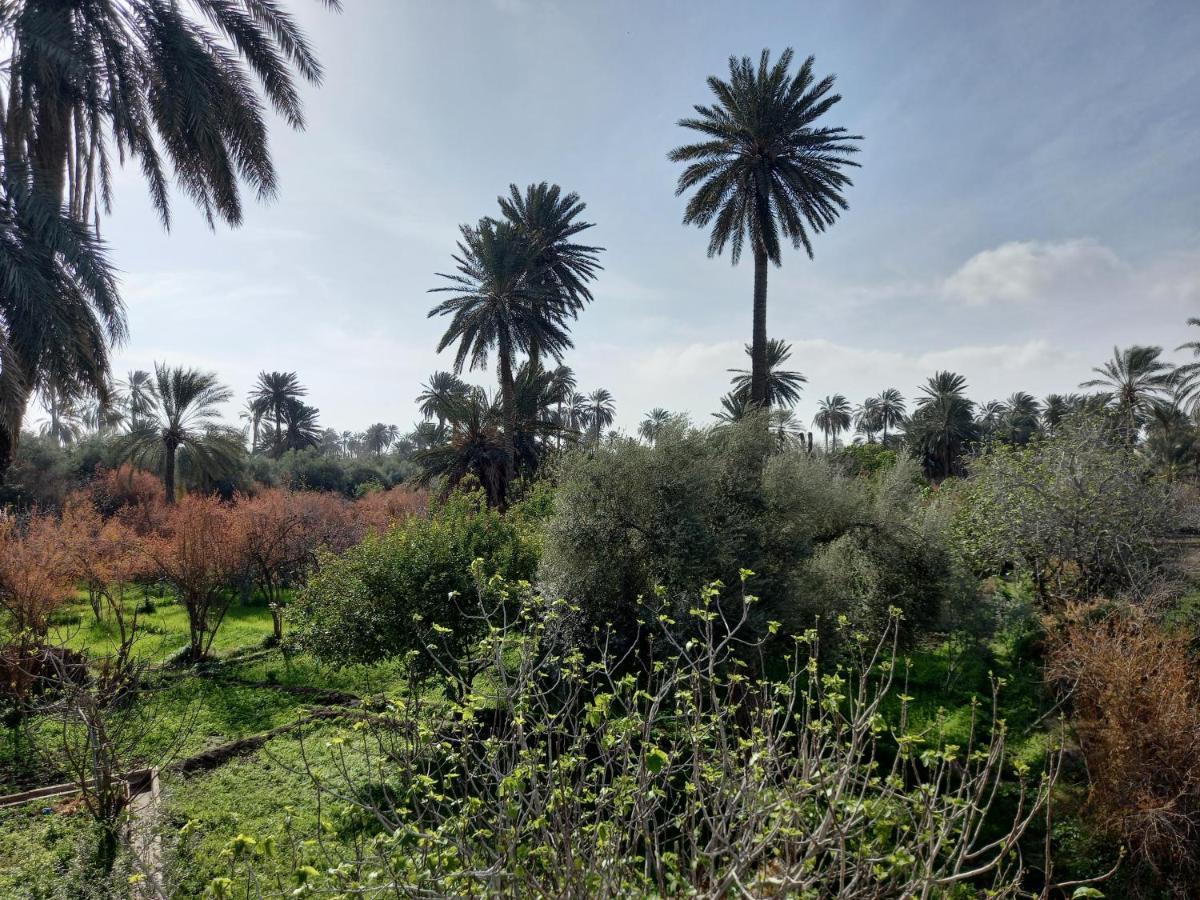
0,514,76,701
147,495,249,660
60,493,153,614
90,465,167,535
0,515,74,642
353,486,428,536
1048,606,1200,883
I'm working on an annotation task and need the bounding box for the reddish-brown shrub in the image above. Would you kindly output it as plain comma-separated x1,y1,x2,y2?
60,493,153,622
353,486,428,536
0,515,73,642
90,464,167,535
1048,606,1200,884
0,514,75,702
146,495,248,661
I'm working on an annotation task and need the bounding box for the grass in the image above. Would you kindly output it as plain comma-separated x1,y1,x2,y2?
4,579,1075,897
0,800,109,899
51,591,277,665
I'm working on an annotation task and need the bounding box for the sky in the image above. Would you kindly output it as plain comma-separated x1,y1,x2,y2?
59,0,1200,435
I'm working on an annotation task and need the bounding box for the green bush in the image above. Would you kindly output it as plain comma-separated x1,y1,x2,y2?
540,420,971,651
292,489,538,676
951,415,1177,602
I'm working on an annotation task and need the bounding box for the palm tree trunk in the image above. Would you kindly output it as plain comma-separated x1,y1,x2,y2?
497,338,516,505
0,386,30,486
163,439,178,504
750,249,769,407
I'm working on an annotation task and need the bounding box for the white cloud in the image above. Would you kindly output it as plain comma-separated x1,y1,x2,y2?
941,238,1130,306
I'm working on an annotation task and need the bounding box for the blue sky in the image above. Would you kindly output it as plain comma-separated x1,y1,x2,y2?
77,0,1200,434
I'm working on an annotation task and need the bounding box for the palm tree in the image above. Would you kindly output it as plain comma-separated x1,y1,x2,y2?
584,389,616,445
509,362,568,476
281,399,321,453
812,395,852,451
429,219,573,470
975,400,1007,440
0,0,334,481
118,370,154,431
37,382,85,447
413,388,509,508
728,339,806,408
639,408,673,444
364,423,399,457
547,364,577,449
249,371,307,458
564,392,591,443
497,183,604,367
670,49,861,407
118,364,241,503
998,392,1041,445
906,371,977,479
852,397,881,442
417,371,470,426
1041,393,1082,433
713,391,754,425
872,389,906,446
1080,345,1175,439
0,169,124,481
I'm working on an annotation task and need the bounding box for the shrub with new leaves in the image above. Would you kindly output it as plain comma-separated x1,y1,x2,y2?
211,575,1070,898
291,489,537,679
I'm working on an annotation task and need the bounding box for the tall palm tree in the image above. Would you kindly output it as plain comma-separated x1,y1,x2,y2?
364,423,399,457
118,364,241,503
429,219,573,469
497,183,604,367
670,49,861,407
1080,345,1175,439
812,395,852,451
0,0,335,481
584,389,616,445
873,389,906,446
906,371,977,479
639,408,673,444
728,339,806,408
417,371,470,426
249,371,307,458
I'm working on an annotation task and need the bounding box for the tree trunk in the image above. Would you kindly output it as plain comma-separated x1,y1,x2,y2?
497,339,515,508
0,390,30,486
163,439,178,504
750,249,770,408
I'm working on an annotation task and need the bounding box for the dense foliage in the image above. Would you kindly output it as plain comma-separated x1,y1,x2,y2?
951,416,1177,602
292,490,539,679
540,418,971,651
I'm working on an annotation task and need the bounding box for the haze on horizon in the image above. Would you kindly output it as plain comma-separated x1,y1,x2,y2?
57,0,1200,436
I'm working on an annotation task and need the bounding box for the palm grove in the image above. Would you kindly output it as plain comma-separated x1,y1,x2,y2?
7,17,1200,897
